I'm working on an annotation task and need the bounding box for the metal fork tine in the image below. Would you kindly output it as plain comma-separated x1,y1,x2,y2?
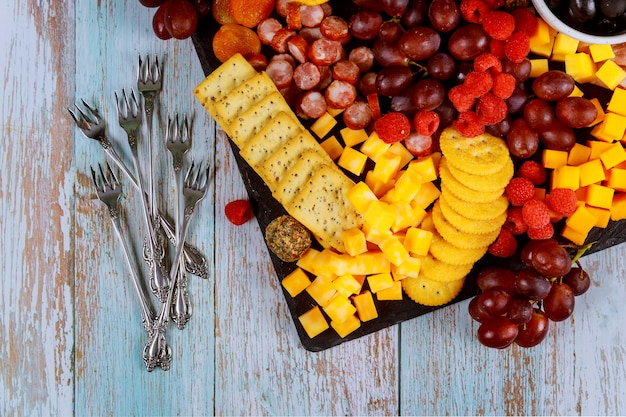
98,163,109,190
106,162,119,186
90,166,101,192
181,115,190,145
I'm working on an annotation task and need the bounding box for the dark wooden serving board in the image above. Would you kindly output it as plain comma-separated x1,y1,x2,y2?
191,3,626,351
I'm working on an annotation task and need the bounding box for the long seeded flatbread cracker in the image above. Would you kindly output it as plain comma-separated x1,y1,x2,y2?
193,53,256,122
286,165,364,253
260,130,333,191
228,91,301,149
214,71,277,132
273,150,333,205
239,112,303,178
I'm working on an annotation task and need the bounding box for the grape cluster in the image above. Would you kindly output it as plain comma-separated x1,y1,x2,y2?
506,69,598,159
469,238,591,349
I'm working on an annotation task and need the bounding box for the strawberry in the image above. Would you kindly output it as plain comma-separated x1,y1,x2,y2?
225,199,253,225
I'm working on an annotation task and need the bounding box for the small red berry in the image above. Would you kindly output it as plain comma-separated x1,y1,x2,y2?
511,8,539,37
546,188,578,217
413,110,440,136
522,199,551,228
225,199,253,225
374,112,411,144
482,11,516,40
460,0,489,23
488,228,517,257
449,84,476,113
517,160,546,185
505,31,530,64
503,206,527,235
505,177,535,206
464,71,493,98
453,111,485,137
527,222,554,240
474,53,502,73
476,93,508,125
491,72,516,99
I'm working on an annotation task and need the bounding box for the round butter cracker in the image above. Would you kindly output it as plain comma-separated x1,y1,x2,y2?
422,215,488,266
446,156,513,193
439,127,510,175
438,192,507,235
440,190,509,221
417,253,474,283
439,159,503,203
431,202,499,250
402,274,466,307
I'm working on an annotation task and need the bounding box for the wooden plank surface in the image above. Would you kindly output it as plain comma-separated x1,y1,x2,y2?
1,0,625,416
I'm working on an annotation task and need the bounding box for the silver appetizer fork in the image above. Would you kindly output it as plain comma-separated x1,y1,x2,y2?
69,99,209,280
166,115,193,329
144,161,209,371
89,163,155,335
115,89,170,303
137,55,163,227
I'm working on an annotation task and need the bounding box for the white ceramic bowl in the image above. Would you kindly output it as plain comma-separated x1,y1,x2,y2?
532,0,626,45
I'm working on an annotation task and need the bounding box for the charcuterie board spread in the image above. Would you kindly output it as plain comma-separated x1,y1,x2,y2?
187,0,626,351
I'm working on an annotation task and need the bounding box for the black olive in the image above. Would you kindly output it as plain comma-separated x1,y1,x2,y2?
567,0,597,25
599,0,626,19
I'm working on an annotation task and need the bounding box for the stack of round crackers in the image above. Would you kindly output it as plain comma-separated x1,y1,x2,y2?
402,127,513,307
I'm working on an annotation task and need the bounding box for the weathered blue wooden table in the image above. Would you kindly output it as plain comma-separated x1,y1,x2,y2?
1,1,625,415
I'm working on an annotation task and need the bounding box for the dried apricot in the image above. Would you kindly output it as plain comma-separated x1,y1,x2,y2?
212,23,262,63
212,0,236,25
228,0,275,28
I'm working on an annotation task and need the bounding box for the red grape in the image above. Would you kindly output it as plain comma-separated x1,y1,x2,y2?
477,317,519,349
515,268,552,301
477,288,512,316
543,282,575,321
447,24,489,61
515,308,550,348
398,26,441,61
563,266,591,296
428,0,460,33
555,97,598,128
523,98,554,132
411,78,445,111
507,297,533,325
531,238,573,278
164,0,198,40
532,70,575,101
476,266,517,294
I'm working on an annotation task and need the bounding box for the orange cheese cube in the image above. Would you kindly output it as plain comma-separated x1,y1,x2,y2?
393,169,423,201
347,181,378,214
340,127,368,147
320,135,343,160
365,170,395,198
306,276,338,307
564,53,596,84
530,20,553,57
392,201,426,232
588,98,606,126
608,88,626,116
602,112,626,139
352,290,378,321
586,205,611,228
326,106,344,117
354,251,391,275
323,294,357,324
395,255,422,279
403,227,433,256
530,58,550,78
333,274,363,297
551,165,580,190
379,235,409,266
408,154,438,183
569,85,584,97
362,223,393,245
298,306,329,338
596,59,626,90
585,183,615,209
325,251,358,277
535,187,547,201
308,249,339,280
565,205,598,235
338,147,368,176
371,150,403,183
310,112,337,138
553,33,579,56
600,142,626,169
561,225,588,245
376,280,403,300
296,248,321,274
605,168,626,192
588,139,615,159
590,120,617,142
589,44,615,62
412,182,441,209
363,200,396,232
360,131,391,162
387,141,414,169
367,272,395,293
342,227,368,257
579,158,606,187
282,268,312,297
330,314,361,338
542,149,569,169
568,143,592,166
611,192,626,220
